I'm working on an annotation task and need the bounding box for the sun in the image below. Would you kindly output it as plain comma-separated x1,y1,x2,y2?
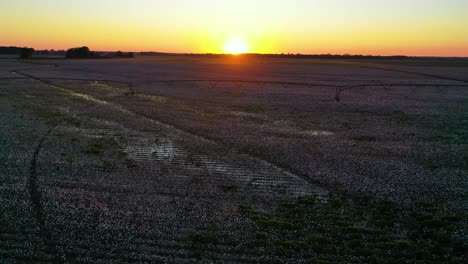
223,38,250,55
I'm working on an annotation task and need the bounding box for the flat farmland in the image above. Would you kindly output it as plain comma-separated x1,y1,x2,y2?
0,56,467,263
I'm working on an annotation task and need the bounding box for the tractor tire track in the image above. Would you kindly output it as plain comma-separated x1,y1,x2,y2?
11,70,72,263
29,121,64,264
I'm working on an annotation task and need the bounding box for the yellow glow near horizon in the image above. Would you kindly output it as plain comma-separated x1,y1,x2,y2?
1,1,468,56
223,38,250,54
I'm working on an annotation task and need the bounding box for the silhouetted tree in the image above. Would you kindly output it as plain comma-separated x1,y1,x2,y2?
115,51,124,57
20,48,34,59
66,46,98,59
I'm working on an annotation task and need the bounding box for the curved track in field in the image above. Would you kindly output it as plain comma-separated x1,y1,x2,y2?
29,122,64,263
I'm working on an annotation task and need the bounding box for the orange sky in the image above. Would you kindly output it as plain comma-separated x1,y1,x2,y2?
2,0,468,56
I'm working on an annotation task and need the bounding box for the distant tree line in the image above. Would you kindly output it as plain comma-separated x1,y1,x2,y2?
0,46,26,54
64,47,135,59
248,53,410,60
20,48,35,59
4,45,429,60
65,46,99,59
221,53,410,60
137,52,414,60
139,51,171,56
114,51,134,58
1,46,136,59
35,49,66,56
0,46,35,59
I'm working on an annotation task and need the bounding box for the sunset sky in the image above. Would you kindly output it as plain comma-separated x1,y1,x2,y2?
2,0,468,56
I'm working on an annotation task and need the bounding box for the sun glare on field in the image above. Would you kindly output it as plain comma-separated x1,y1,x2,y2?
223,38,250,55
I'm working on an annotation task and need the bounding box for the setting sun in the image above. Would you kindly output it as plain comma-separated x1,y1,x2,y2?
223,38,250,55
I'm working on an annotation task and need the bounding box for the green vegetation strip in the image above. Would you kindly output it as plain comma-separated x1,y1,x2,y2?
238,194,467,263
86,136,137,171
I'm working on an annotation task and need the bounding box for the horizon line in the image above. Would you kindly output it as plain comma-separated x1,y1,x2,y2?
2,45,468,59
